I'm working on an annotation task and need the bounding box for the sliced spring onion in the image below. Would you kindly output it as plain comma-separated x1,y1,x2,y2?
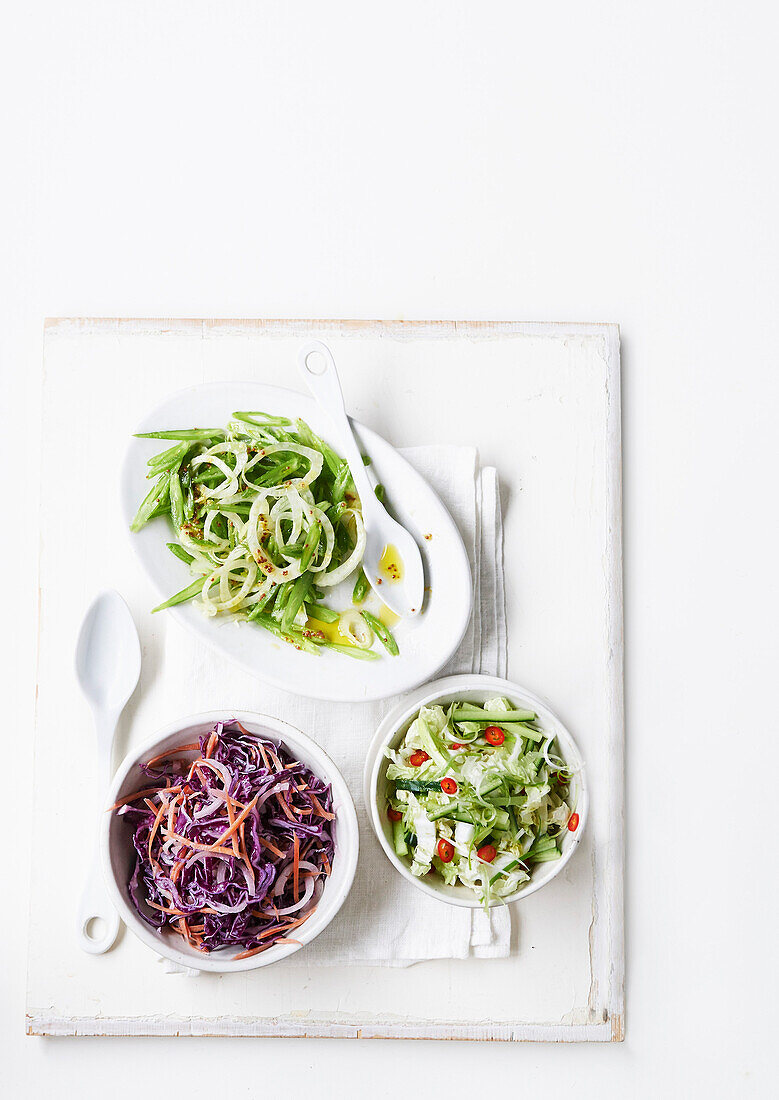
337,609,374,649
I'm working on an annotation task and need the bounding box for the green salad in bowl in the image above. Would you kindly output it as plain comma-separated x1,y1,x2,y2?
383,695,581,906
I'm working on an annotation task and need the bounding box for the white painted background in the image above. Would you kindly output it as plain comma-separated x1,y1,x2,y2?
1,1,775,1096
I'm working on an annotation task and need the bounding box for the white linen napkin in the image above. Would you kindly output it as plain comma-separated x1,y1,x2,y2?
160,446,510,967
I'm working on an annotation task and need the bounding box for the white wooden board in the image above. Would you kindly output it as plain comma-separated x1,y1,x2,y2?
27,319,623,1041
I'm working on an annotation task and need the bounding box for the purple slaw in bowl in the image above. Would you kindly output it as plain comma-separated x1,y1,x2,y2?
113,719,335,958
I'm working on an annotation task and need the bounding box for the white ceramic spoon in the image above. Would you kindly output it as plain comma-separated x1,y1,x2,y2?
75,590,142,953
298,340,425,618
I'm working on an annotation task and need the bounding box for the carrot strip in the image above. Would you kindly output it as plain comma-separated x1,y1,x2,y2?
206,795,259,849
267,748,283,771
147,799,170,862
204,732,218,758
233,915,315,958
293,833,300,901
322,852,331,875
224,790,240,857
109,784,180,811
168,832,236,856
147,900,186,917
275,792,296,822
257,835,285,859
231,915,310,959
223,792,249,812
197,758,231,787
309,794,335,820
239,821,255,892
233,942,273,960
144,743,200,768
246,912,312,934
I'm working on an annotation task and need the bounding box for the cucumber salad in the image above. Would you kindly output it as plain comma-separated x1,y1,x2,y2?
130,411,398,660
384,697,579,905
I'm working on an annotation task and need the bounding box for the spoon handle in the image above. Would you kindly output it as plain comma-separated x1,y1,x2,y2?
77,710,121,954
77,849,121,954
297,341,379,515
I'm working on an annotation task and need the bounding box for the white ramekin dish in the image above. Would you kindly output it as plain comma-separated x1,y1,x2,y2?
364,674,588,908
101,710,359,972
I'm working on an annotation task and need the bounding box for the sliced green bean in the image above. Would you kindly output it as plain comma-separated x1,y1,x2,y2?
135,429,225,441
147,441,190,473
181,467,195,521
299,519,321,573
248,586,278,619
294,418,341,477
281,573,313,632
332,461,352,504
166,542,194,565
251,612,320,654
169,465,185,528
274,581,293,614
130,473,170,532
304,602,339,624
360,610,399,656
233,411,292,428
352,568,369,605
152,577,205,612
249,456,301,488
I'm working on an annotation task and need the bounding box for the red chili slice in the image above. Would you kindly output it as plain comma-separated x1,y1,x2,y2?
484,726,505,746
387,807,402,822
440,777,458,795
409,750,430,767
567,812,580,832
437,838,455,863
449,742,465,750
477,844,497,863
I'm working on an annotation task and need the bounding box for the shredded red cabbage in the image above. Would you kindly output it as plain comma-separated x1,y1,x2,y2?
115,720,335,957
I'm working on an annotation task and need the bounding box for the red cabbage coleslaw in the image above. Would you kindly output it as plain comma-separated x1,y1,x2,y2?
113,721,335,958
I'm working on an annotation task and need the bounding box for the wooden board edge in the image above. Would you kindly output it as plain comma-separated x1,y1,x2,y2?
604,324,626,1035
26,1012,619,1042
43,317,620,341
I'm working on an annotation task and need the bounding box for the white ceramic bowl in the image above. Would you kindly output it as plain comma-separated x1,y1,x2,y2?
364,674,588,908
101,710,359,971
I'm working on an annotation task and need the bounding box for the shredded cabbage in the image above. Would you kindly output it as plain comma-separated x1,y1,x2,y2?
115,721,335,957
384,697,579,905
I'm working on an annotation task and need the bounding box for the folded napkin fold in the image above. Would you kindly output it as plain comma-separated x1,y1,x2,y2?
161,445,510,968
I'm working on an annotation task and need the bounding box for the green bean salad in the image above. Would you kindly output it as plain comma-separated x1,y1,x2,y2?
131,411,399,659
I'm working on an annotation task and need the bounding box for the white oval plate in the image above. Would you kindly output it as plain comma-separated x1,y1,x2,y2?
121,381,472,702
